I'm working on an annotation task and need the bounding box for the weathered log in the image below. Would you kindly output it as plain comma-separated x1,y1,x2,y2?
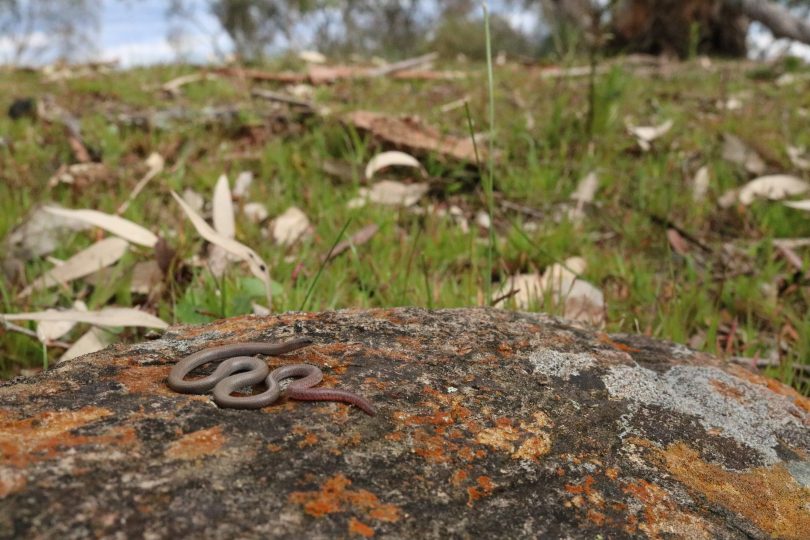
1,308,808,538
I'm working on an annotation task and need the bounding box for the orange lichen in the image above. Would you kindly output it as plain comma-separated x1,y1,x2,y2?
348,517,375,538
597,333,640,353
726,365,810,413
659,442,810,539
451,469,469,487
165,426,226,460
116,365,171,395
289,474,400,523
0,406,137,468
709,379,745,401
605,467,619,480
467,475,495,506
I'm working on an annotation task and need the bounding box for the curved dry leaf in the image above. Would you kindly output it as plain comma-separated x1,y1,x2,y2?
233,171,254,198
738,175,810,205
722,134,765,175
787,146,810,171
784,199,810,211
365,151,425,180
367,180,429,207
36,300,88,343
58,327,113,364
271,206,311,246
43,206,158,247
20,237,129,297
627,119,672,151
492,273,544,309
299,50,326,64
171,191,272,303
1,306,167,329
5,204,92,259
243,202,269,223
213,174,235,238
692,166,710,202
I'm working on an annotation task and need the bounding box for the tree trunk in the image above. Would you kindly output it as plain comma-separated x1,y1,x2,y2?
609,0,749,57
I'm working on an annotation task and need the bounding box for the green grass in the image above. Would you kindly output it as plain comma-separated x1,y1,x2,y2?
0,57,809,394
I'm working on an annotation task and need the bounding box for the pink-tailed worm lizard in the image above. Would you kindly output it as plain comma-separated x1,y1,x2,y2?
167,338,376,416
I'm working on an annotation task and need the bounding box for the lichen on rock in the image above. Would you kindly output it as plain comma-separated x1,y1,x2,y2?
1,308,808,538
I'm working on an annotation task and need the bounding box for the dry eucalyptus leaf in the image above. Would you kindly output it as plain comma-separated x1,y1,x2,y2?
1,306,167,329
366,180,429,207
182,188,205,214
4,205,91,259
492,273,545,310
36,301,88,344
47,162,108,188
722,134,765,175
626,119,673,151
365,151,425,181
43,206,158,247
19,237,129,297
738,175,810,205
171,191,272,303
271,207,311,246
692,165,710,202
784,199,810,212
212,174,235,238
243,203,269,223
233,171,254,198
130,260,164,295
540,257,604,327
568,171,599,223
58,327,113,364
787,146,810,171
298,50,326,64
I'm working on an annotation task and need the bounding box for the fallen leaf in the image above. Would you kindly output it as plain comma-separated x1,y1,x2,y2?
271,207,311,246
738,175,810,205
1,306,167,328
321,223,379,263
344,110,488,163
19,237,129,297
130,260,164,295
3,205,91,259
182,188,205,214
787,146,810,171
626,119,673,151
43,206,158,247
722,134,766,175
350,181,429,208
233,171,254,198
692,165,710,202
243,202,269,223
539,257,604,327
161,72,217,96
784,199,810,211
58,327,113,364
116,152,165,214
36,301,88,344
667,229,690,256
492,273,545,310
567,171,599,224
298,50,326,64
47,162,108,188
171,191,272,304
365,151,425,180
475,211,491,230
212,174,235,238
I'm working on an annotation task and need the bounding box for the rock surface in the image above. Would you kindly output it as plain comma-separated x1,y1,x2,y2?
1,308,808,539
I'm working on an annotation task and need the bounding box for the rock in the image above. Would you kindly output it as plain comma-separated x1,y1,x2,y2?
1,308,808,539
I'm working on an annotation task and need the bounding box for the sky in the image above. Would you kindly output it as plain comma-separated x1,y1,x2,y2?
0,0,808,67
